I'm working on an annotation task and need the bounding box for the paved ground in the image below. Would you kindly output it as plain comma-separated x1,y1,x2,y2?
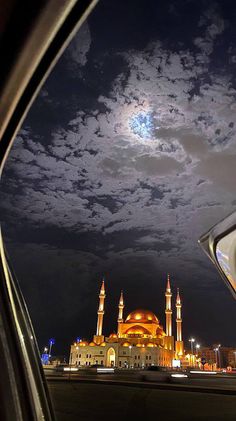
48,381,236,421
45,369,236,390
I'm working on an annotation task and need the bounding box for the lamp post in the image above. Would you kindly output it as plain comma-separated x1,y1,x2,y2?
195,344,200,367
189,338,195,366
48,338,55,362
129,345,132,369
214,347,219,368
218,344,221,369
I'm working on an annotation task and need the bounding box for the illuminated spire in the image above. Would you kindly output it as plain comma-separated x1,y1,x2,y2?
167,273,171,292
117,290,125,335
176,288,181,304
176,288,182,341
119,290,124,306
100,279,105,294
96,280,106,336
165,274,172,337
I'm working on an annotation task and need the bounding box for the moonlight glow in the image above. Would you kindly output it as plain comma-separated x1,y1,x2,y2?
129,112,155,139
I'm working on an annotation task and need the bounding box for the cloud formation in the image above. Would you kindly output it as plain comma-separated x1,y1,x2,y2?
2,8,236,251
2,0,236,349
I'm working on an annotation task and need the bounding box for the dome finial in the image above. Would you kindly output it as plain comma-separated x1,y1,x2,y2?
166,273,171,291
100,279,105,293
176,288,181,304
119,290,124,305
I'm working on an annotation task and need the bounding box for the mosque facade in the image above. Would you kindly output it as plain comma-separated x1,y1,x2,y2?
70,276,184,368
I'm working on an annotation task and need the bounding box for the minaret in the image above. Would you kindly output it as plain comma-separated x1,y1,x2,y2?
117,291,124,336
175,288,184,357
165,274,172,337
93,280,106,345
164,274,174,354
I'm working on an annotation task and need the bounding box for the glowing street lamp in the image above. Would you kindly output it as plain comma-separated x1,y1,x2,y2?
189,338,195,354
196,344,200,353
129,345,132,369
44,347,48,354
188,338,195,366
214,347,219,368
218,344,221,368
48,338,55,359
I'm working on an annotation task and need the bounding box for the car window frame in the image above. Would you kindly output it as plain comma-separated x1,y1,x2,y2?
0,1,98,419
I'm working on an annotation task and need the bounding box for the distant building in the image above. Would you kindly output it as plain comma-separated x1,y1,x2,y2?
228,349,236,368
197,347,236,368
197,347,216,365
70,276,185,368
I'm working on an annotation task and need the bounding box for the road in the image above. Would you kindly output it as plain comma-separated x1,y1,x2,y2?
45,368,236,390
48,381,236,421
46,370,236,420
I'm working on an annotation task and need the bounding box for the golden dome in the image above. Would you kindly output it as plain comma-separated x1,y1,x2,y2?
156,326,165,338
79,341,88,346
109,333,118,339
89,342,96,346
100,342,106,346
122,341,131,347
125,309,159,324
125,325,151,335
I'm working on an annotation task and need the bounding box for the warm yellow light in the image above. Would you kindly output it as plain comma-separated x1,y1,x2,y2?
122,342,131,347
134,329,143,334
135,314,142,320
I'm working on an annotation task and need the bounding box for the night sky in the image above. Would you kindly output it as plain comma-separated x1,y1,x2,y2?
1,0,236,356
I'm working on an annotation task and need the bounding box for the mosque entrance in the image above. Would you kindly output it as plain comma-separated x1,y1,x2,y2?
107,347,116,367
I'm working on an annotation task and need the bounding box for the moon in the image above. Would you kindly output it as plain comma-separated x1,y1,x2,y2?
129,111,156,139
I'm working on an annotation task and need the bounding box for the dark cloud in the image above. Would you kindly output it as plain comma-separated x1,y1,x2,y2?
134,155,183,175
195,153,236,191
1,0,236,352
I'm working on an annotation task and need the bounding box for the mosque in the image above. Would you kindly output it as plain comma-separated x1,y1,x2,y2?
70,276,184,368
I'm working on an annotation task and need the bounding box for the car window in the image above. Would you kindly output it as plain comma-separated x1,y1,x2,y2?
1,1,236,420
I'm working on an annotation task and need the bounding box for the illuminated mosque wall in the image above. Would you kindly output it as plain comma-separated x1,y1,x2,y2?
70,276,184,368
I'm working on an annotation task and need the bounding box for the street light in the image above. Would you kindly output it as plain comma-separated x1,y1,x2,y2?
189,338,195,365
188,338,195,353
129,345,132,369
218,344,221,369
214,347,219,368
196,344,200,362
48,338,55,361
